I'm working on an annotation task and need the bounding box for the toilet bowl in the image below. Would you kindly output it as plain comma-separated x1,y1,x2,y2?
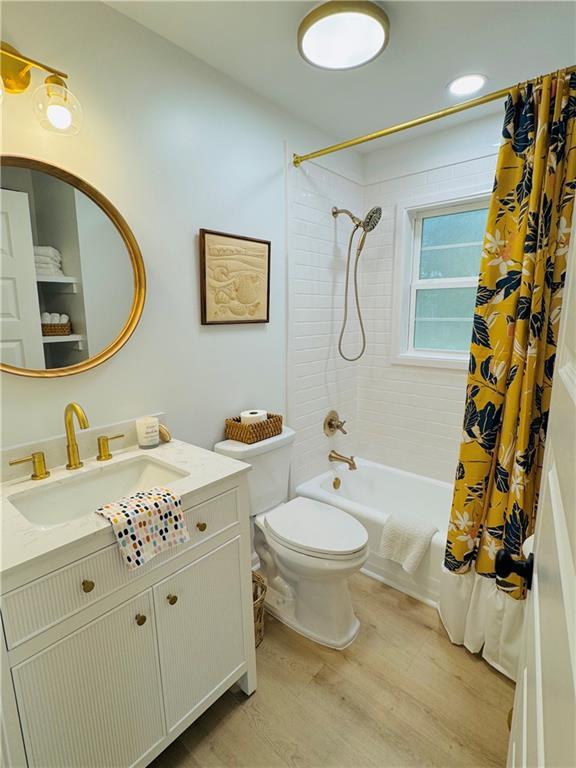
254,497,368,648
214,428,369,649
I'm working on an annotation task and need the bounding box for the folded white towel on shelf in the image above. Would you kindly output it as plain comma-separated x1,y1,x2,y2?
379,515,438,575
40,312,69,325
34,246,61,262
35,257,61,268
35,264,64,276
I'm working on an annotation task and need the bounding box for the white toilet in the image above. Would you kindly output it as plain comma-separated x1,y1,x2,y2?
214,427,368,649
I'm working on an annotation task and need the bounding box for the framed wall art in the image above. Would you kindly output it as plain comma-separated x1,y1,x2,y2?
199,229,271,324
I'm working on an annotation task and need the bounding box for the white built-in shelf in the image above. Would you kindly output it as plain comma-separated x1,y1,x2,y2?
42,334,85,351
36,276,79,294
42,334,84,343
36,275,78,283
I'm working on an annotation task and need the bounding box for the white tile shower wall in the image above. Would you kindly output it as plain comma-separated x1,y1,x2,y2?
359,153,499,481
287,163,363,488
288,148,499,487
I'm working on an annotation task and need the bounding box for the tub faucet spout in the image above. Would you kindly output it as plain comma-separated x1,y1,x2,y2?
328,450,357,471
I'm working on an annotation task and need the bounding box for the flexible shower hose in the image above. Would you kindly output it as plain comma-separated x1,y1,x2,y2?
338,226,367,362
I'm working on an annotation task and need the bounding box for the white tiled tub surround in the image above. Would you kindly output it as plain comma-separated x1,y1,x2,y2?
287,163,364,489
288,143,499,486
359,154,498,481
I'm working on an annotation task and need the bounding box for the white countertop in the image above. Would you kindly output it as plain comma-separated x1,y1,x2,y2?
0,440,250,586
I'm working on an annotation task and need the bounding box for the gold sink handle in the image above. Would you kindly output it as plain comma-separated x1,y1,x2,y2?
9,451,50,480
96,433,124,462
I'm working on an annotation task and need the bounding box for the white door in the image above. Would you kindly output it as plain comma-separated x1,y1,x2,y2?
12,590,165,768
0,189,44,368
153,537,246,732
508,233,576,767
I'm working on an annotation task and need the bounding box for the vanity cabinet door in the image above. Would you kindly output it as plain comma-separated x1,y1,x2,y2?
12,590,165,768
153,536,246,732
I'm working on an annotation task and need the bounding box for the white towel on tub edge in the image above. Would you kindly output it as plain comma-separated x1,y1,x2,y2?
379,515,438,575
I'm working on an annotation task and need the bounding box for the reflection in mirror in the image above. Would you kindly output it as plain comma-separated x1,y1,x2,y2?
1,165,136,372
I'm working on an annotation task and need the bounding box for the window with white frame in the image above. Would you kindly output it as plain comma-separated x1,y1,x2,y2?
405,200,489,358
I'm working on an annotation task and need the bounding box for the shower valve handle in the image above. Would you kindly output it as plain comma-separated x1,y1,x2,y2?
324,411,348,437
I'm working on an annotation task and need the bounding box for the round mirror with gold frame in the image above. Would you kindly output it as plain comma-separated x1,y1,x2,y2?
0,156,145,377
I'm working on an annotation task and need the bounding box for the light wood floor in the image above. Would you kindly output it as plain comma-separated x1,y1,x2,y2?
152,574,514,768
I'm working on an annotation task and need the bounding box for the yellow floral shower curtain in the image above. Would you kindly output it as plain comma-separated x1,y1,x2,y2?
445,70,576,600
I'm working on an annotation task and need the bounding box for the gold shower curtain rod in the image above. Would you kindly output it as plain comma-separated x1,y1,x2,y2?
292,64,576,167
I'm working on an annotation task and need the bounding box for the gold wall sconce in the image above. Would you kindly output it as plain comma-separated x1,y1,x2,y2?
1,41,82,135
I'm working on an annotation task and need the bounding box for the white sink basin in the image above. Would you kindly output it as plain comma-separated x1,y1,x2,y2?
8,456,189,528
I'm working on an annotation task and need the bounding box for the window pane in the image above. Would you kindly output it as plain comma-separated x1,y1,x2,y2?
419,244,482,279
413,287,476,351
421,207,488,248
414,319,473,351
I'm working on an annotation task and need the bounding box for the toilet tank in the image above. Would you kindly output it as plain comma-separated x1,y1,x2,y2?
214,427,295,517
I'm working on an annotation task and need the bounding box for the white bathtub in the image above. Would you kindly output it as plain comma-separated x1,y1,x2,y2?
295,459,453,607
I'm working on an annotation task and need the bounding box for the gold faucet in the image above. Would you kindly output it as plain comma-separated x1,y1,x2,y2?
64,402,89,470
328,450,357,471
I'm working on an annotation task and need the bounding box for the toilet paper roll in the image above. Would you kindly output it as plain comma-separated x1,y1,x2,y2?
240,409,267,425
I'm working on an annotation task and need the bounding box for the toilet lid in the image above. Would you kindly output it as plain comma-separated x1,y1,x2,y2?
264,497,368,558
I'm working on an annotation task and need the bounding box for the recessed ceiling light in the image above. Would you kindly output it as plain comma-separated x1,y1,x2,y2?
298,1,390,70
448,74,487,97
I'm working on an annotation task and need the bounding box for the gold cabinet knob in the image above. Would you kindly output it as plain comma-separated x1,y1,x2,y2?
135,613,147,626
167,594,178,605
196,522,207,532
82,579,95,593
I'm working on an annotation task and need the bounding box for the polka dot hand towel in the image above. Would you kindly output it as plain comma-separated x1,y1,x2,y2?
97,487,190,570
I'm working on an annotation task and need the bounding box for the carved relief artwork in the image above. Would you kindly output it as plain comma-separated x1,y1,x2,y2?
199,230,271,324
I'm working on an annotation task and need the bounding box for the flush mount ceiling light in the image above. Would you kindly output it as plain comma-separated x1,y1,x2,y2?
298,1,390,70
0,41,83,135
448,73,487,97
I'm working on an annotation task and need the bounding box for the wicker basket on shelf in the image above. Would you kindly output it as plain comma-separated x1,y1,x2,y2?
41,322,72,336
224,413,283,444
252,571,267,648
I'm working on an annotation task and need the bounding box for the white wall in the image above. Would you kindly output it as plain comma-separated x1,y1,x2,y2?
75,189,132,355
0,1,361,450
288,113,502,485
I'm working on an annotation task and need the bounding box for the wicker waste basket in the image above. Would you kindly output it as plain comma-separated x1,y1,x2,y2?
252,571,267,647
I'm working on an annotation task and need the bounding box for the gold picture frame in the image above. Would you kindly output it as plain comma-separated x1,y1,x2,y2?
199,229,271,325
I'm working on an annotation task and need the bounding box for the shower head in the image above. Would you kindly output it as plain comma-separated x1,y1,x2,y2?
362,207,382,232
332,206,382,233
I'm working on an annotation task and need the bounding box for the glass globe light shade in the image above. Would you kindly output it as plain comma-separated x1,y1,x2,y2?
33,77,82,135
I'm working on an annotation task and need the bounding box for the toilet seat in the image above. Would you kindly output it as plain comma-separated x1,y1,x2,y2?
264,496,368,560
